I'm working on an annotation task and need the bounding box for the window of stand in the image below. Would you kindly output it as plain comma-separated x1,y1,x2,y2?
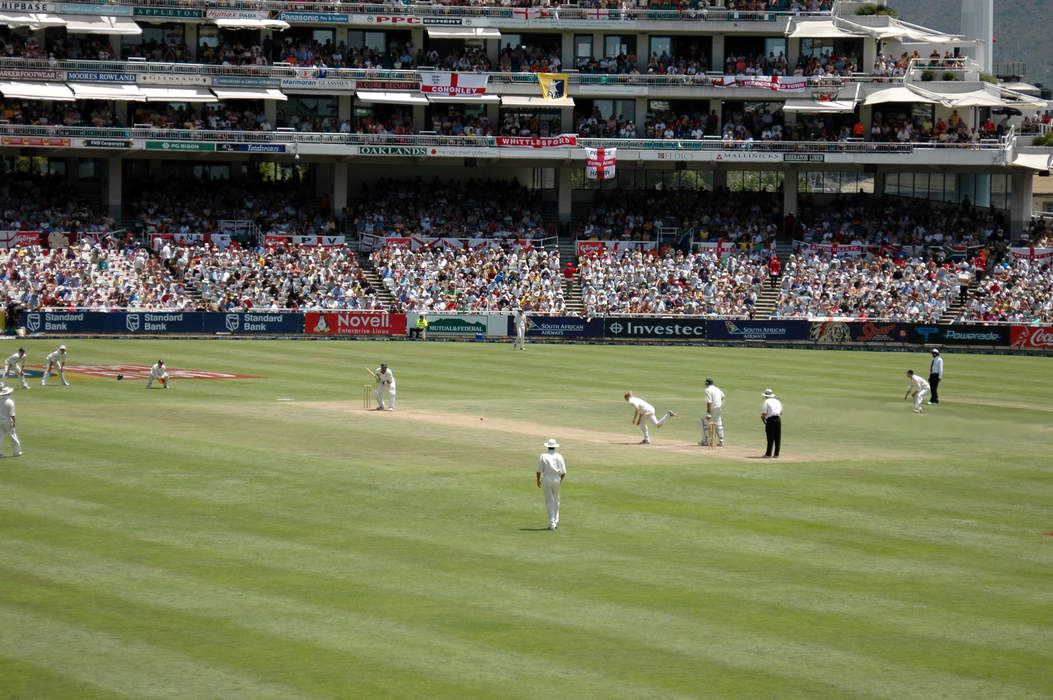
884,172,1009,208
798,171,875,194
571,168,713,190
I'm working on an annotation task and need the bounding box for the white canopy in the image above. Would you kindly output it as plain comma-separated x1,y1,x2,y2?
140,86,218,103
213,17,290,31
211,87,287,101
864,86,941,105
949,90,1016,108
63,16,142,35
354,90,428,105
426,27,501,39
786,20,866,39
1011,153,1052,171
781,98,856,113
501,95,574,108
426,94,500,104
0,80,74,101
68,82,145,100
0,11,65,28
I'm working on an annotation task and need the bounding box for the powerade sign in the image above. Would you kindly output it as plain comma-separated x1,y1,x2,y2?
203,313,302,334
604,318,707,340
511,316,602,338
708,320,809,341
907,324,1009,346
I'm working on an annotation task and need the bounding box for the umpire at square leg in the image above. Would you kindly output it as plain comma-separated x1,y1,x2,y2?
928,348,943,404
761,388,782,458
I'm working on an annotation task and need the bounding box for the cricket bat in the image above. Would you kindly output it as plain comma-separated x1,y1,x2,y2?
365,367,378,378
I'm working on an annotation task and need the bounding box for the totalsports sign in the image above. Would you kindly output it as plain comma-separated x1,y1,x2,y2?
304,312,406,336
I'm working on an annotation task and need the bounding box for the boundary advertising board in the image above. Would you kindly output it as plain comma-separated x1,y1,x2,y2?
604,318,707,340
510,316,603,338
304,312,406,336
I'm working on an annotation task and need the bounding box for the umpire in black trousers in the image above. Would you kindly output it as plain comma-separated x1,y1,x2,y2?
761,388,783,458
928,348,943,404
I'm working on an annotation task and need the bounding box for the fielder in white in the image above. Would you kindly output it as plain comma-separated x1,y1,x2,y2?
146,359,169,389
513,309,527,351
0,386,22,457
700,377,726,447
2,348,29,390
624,391,677,444
41,345,70,386
536,438,567,530
374,362,396,411
905,370,930,413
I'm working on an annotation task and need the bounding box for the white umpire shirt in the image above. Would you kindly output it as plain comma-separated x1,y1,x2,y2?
930,355,943,378
537,451,566,481
762,397,783,418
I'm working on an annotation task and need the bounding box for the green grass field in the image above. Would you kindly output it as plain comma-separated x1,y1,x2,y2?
0,338,1050,699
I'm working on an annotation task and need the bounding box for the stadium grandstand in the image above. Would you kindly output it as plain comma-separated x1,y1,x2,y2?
0,0,1051,333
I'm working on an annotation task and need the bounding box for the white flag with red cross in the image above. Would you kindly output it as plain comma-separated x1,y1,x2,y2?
584,147,617,180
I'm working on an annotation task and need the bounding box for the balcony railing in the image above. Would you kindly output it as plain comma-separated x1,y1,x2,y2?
0,123,1010,153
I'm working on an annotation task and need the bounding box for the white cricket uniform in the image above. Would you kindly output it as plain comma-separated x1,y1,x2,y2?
2,352,28,389
628,395,672,441
701,384,726,446
146,362,169,388
908,374,930,411
42,349,69,386
537,450,567,529
374,367,396,410
514,311,527,350
0,395,21,456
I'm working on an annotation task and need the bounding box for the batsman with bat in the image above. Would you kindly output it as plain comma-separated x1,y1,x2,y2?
371,363,396,411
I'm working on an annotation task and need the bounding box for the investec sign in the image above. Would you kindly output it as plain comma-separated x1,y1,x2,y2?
304,312,407,336
604,318,707,339
359,146,428,157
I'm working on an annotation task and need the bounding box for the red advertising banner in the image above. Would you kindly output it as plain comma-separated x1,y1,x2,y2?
494,134,577,148
1010,326,1053,349
1,136,70,147
0,230,41,248
304,312,406,336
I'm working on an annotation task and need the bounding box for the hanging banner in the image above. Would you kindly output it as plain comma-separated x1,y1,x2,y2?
418,71,489,96
718,75,807,91
584,147,616,180
1008,247,1053,263
538,72,569,101
494,135,577,148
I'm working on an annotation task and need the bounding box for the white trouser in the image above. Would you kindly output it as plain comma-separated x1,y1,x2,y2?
1,424,21,456
3,369,27,389
914,389,929,411
514,328,526,350
146,373,168,388
542,476,561,527
640,411,670,439
375,384,396,410
42,362,68,386
701,406,724,445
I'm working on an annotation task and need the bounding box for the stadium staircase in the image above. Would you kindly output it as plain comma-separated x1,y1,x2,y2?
754,239,794,320
936,281,980,325
355,251,398,310
557,237,584,314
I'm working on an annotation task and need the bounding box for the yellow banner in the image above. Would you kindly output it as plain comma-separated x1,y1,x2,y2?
538,73,569,101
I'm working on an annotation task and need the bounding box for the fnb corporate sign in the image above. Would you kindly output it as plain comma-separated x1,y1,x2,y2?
304,312,406,336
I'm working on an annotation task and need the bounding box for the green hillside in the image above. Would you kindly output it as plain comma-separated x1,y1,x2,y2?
887,0,1052,89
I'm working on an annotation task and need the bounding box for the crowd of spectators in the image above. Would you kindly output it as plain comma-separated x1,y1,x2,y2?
183,243,381,311
371,245,564,312
0,177,117,234
127,178,338,239
351,178,551,240
579,248,766,316
869,110,981,145
0,240,195,311
579,189,781,246
961,257,1053,323
770,252,958,321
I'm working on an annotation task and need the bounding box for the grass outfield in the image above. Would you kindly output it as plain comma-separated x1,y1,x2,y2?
0,338,1050,699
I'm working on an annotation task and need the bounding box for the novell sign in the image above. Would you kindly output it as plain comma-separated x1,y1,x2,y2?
304,312,407,336
1010,326,1053,349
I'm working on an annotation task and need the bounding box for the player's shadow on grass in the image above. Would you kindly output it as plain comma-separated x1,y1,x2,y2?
520,527,554,532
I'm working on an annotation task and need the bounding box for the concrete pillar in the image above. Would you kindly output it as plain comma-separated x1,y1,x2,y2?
787,37,800,72
712,169,727,191
1010,171,1033,236
413,104,426,132
858,104,872,140
485,38,498,66
711,34,724,73
105,157,122,221
338,94,351,123
411,28,424,58
862,37,877,73
110,34,121,59
333,162,348,218
264,100,277,128
636,33,648,70
185,23,198,60
561,33,574,69
335,27,348,47
873,169,885,195
557,166,572,226
634,96,647,137
114,102,128,127
560,106,573,134
783,167,799,218
486,101,498,127
66,158,78,184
